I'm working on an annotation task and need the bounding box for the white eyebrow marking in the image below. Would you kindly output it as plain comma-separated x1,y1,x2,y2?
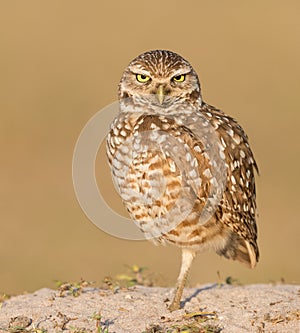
135,70,151,76
130,66,151,77
172,68,191,77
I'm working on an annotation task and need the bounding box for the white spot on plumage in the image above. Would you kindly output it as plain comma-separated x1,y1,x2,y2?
219,150,225,159
220,136,227,148
189,169,197,178
203,168,212,178
194,145,201,153
203,152,210,160
150,122,159,129
231,175,236,184
227,128,234,137
169,161,176,172
233,135,241,145
191,158,198,168
210,177,218,187
233,160,240,168
114,136,120,145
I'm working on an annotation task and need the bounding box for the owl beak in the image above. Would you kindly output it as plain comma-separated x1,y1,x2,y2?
156,85,165,105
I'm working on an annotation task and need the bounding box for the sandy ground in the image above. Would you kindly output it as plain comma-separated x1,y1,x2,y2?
0,284,299,333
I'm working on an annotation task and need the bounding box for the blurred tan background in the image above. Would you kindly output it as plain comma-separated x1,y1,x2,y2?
0,1,299,294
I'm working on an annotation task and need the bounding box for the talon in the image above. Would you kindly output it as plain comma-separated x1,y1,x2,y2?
168,301,181,312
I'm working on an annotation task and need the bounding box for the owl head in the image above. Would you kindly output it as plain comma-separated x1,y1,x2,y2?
119,50,202,109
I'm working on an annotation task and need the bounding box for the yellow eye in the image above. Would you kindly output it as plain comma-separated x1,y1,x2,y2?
173,74,186,82
136,74,150,83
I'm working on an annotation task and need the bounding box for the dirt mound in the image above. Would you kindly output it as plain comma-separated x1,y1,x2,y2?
0,284,299,332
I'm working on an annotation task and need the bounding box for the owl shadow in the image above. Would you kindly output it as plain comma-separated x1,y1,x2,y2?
181,283,219,308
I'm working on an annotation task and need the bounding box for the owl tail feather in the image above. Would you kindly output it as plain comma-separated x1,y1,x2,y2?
217,233,259,269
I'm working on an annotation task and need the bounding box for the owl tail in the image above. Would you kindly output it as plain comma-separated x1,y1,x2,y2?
217,233,259,269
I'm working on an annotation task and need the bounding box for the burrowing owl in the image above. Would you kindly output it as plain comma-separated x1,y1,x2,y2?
106,50,259,311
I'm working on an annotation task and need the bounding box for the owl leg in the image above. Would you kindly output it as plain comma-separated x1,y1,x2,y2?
168,248,196,311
